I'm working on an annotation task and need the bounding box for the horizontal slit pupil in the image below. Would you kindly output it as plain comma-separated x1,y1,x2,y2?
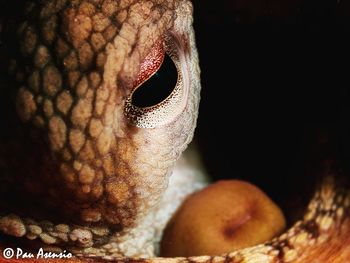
131,54,178,108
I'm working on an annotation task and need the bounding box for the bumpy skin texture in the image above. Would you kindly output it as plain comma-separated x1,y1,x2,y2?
2,0,199,228
0,0,350,262
0,0,204,257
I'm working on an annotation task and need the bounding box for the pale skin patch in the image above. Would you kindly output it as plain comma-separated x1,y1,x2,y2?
89,118,104,138
75,77,89,97
71,98,93,129
78,140,95,162
56,91,73,115
81,209,102,223
69,129,86,154
34,45,50,68
49,116,67,151
16,87,37,122
64,50,79,71
42,65,62,97
28,70,41,93
78,164,95,184
65,12,92,48
43,99,54,118
89,72,101,88
106,181,130,205
41,15,58,45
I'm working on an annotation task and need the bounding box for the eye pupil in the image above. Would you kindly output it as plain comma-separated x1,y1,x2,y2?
131,54,178,108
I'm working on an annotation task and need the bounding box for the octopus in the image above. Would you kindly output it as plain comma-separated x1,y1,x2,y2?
0,0,349,262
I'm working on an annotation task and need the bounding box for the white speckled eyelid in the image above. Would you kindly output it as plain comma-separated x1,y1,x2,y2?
124,33,190,129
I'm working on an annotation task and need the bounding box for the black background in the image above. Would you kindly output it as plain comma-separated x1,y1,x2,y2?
193,0,350,223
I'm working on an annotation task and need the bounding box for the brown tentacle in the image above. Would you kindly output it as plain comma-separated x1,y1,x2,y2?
2,164,350,262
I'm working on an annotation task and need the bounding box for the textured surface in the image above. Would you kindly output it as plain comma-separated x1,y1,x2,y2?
1,0,350,262
0,0,203,257
4,0,198,228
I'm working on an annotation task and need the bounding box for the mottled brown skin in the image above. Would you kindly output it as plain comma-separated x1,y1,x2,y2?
0,0,202,256
0,0,350,262
1,0,198,229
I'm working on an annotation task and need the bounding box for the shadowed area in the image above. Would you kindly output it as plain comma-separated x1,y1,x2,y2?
195,0,350,226
1,0,350,262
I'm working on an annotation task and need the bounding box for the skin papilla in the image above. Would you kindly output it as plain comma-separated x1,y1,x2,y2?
160,180,286,257
0,0,350,262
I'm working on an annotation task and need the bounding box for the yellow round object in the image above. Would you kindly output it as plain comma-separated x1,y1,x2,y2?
160,180,286,257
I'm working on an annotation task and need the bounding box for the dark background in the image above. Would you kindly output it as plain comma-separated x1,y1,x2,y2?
193,0,350,223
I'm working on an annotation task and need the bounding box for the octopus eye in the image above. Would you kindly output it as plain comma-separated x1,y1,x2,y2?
131,54,178,108
125,40,186,129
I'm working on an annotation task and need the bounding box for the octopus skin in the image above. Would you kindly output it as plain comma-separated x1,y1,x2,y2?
0,0,349,262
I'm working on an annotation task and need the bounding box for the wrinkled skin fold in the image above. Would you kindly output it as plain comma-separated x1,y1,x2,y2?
0,0,350,262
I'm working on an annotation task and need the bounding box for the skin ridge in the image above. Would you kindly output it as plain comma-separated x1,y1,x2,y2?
0,0,350,262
